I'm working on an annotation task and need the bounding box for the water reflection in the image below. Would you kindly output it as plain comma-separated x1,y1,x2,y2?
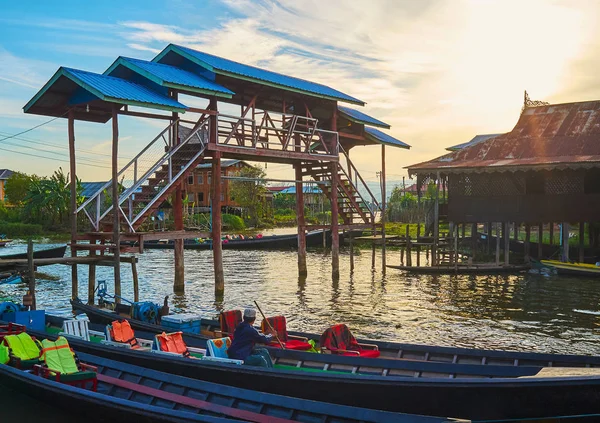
2,242,600,355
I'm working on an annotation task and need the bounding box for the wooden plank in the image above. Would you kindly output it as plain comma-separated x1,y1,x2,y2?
207,143,338,163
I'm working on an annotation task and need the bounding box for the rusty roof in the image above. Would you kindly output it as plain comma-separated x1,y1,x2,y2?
408,100,600,175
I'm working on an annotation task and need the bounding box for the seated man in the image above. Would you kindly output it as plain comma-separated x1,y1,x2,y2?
227,308,274,368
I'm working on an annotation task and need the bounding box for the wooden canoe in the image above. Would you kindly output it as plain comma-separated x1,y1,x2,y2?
539,259,600,277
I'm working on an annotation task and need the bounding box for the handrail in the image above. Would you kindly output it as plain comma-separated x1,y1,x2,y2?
77,120,178,212
338,143,381,212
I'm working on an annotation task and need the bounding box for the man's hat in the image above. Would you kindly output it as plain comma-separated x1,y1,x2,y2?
244,308,256,319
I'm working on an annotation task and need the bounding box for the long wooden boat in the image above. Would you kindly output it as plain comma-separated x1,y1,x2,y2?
0,239,12,247
0,245,67,260
387,264,530,274
538,259,600,277
49,308,600,419
70,299,600,368
134,229,355,250
1,349,444,423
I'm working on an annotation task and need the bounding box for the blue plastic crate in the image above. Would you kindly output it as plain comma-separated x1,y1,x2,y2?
161,313,202,334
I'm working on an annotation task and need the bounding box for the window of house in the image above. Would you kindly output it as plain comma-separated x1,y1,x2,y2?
221,171,225,184
198,192,204,203
187,175,194,185
220,192,225,202
187,193,195,203
198,174,203,185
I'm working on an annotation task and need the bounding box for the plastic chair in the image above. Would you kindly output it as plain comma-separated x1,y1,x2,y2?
218,310,242,338
260,316,311,350
204,337,243,365
59,319,106,342
319,324,380,358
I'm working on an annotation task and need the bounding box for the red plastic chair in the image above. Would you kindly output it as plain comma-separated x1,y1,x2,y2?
261,316,311,350
219,310,242,338
319,324,380,358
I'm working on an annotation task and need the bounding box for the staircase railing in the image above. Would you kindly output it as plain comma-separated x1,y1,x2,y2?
78,118,209,231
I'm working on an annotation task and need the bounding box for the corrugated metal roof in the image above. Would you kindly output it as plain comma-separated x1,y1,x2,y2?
155,44,364,106
364,127,411,149
105,57,234,98
278,186,322,194
408,100,600,174
81,181,108,198
63,68,187,111
0,169,13,180
338,106,390,129
446,133,503,151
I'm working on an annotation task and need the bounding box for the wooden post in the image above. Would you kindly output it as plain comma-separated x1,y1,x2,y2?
68,109,78,300
349,228,354,272
331,104,339,278
461,223,465,239
579,222,585,263
486,222,491,254
172,95,185,291
295,164,307,276
454,223,459,271
406,225,412,267
416,224,421,267
111,105,121,303
471,223,477,262
513,223,519,242
331,161,340,277
549,223,554,245
381,145,386,274
88,239,96,305
562,222,570,262
432,172,440,265
131,259,139,302
495,223,501,266
504,222,510,266
538,223,543,258
27,239,36,310
212,152,224,295
524,224,531,263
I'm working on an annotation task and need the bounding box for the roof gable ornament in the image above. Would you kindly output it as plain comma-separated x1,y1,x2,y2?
522,90,549,112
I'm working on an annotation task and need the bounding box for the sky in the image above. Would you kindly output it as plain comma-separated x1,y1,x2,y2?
1,0,599,194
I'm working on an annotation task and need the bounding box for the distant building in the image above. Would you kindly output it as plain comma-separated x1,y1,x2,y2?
0,169,14,202
80,181,109,200
184,159,253,209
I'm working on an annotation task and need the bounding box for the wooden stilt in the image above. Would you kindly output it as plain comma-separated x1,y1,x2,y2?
416,224,421,267
549,223,554,245
504,222,510,265
349,229,354,272
405,224,412,266
471,223,477,262
210,97,224,296
495,223,501,266
486,222,491,254
461,223,465,239
68,109,78,300
172,103,184,292
111,105,121,303
579,222,585,263
131,259,139,302
27,239,36,310
524,224,531,263
562,222,570,262
432,172,440,266
538,224,543,258
330,161,340,277
513,223,519,242
88,239,96,305
295,164,307,276
381,145,386,274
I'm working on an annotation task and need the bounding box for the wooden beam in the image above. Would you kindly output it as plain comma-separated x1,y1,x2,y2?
68,109,78,301
207,143,338,162
295,164,307,276
112,105,121,303
118,110,172,120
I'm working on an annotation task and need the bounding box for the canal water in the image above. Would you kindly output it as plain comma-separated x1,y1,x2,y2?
2,238,600,412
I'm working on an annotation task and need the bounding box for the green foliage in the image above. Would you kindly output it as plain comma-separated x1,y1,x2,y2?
0,221,43,237
222,213,245,231
4,172,38,205
0,202,20,222
273,193,295,210
229,165,267,227
274,208,295,216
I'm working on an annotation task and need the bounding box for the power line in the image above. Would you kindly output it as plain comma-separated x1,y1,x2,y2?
0,114,66,143
0,145,110,169
1,138,113,167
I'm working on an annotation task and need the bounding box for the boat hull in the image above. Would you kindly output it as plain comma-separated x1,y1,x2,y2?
387,264,529,274
0,245,67,260
540,259,600,277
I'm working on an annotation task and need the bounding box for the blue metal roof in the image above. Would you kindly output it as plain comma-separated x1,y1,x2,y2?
105,57,234,98
278,186,322,195
154,44,365,106
338,106,390,129
81,181,108,198
446,133,503,151
24,67,187,116
364,127,411,149
196,159,244,169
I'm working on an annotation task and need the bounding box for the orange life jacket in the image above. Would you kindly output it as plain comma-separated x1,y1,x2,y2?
111,320,139,349
157,332,189,357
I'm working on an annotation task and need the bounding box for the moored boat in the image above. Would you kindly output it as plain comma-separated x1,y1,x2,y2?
387,264,530,274
0,345,442,423
538,259,600,277
0,245,67,261
43,310,600,420
0,273,23,285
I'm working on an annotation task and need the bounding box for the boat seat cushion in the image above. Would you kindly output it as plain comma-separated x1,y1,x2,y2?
220,310,242,337
320,324,379,358
207,337,232,359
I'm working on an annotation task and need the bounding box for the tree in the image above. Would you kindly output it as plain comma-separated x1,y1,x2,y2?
229,165,267,227
4,172,37,204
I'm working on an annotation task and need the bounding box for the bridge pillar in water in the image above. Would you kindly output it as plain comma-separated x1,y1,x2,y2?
171,98,185,292
295,164,307,276
210,97,224,296
330,161,340,278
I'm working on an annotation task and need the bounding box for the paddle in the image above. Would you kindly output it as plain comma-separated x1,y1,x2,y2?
254,301,285,350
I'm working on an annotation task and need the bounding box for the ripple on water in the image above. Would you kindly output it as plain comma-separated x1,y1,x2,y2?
2,244,600,355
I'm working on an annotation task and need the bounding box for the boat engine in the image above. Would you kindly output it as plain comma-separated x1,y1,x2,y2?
0,301,21,315
132,301,160,324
